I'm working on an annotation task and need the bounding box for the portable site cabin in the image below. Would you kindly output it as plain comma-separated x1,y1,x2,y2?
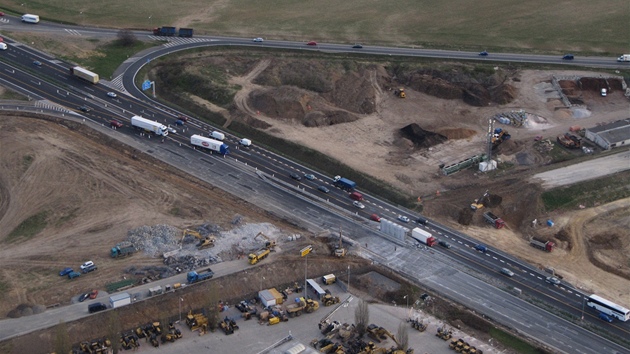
109,292,131,308
258,288,284,307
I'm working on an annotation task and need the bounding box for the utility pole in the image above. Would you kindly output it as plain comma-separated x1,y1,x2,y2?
300,245,313,299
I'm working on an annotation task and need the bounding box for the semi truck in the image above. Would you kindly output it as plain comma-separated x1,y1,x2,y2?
333,176,356,191
131,116,169,136
111,241,136,258
187,268,214,284
69,66,99,84
153,27,194,37
617,54,630,62
410,228,436,246
483,211,506,229
530,237,555,252
190,135,229,155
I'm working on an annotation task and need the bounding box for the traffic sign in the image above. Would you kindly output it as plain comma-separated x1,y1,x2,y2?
300,245,312,257
142,80,151,91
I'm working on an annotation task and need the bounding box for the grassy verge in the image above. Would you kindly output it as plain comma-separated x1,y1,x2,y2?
489,327,549,354
542,170,630,211
6,211,49,243
79,39,156,79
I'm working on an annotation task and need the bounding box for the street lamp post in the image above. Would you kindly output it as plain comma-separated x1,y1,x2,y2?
179,297,183,323
260,276,265,291
347,265,350,293
404,295,409,309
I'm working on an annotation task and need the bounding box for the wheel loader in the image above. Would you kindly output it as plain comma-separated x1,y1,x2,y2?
394,88,406,98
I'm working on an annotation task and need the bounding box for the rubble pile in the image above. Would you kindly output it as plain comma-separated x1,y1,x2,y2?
126,225,180,257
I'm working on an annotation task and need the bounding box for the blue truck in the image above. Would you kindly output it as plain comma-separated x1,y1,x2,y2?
178,28,193,37
187,268,214,284
153,26,177,36
333,176,356,191
111,241,136,258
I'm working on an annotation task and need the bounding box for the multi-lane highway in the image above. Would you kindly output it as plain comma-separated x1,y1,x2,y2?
1,16,629,353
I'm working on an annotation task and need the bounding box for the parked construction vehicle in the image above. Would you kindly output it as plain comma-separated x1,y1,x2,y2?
367,324,391,343
408,318,427,332
186,311,209,334
110,241,136,258
219,317,239,335
337,322,356,341
394,88,406,98
119,333,140,350
254,232,277,249
248,248,271,265
530,237,555,252
334,227,347,257
322,290,341,306
556,133,582,149
436,325,453,340
161,323,183,343
491,128,511,149
182,229,216,250
187,267,214,283
285,297,320,316
449,338,482,353
483,211,506,229
470,190,489,210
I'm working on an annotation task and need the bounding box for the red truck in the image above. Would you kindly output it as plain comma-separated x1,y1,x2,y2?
483,212,505,229
349,191,363,201
530,237,554,252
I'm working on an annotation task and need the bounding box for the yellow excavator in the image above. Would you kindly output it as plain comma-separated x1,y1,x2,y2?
394,88,406,98
254,232,276,250
182,229,216,250
470,190,488,211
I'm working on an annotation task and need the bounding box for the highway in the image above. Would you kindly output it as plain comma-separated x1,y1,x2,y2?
0,16,629,353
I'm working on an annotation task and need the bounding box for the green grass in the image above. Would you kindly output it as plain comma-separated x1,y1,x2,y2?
489,327,546,353
2,0,628,54
542,170,630,211
77,40,156,79
6,211,49,243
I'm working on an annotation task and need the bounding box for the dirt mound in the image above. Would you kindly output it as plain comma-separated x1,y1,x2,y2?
250,86,310,120
400,123,447,148
303,110,359,127
588,233,623,250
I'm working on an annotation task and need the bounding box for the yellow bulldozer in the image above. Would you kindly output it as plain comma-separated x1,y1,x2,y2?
186,311,209,334
394,88,406,98
183,229,216,250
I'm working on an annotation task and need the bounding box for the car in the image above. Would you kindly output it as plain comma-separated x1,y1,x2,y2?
317,185,330,193
239,138,252,146
352,201,365,209
80,261,94,270
0,43,7,51
78,293,90,302
0,12,5,16
352,44,363,49
416,217,428,225
289,172,302,181
79,105,91,113
545,276,560,285
82,264,97,273
253,37,264,42
479,51,488,56
89,289,99,299
598,312,613,323
601,88,607,97
67,271,81,279
438,240,452,249
370,214,381,222
500,268,514,277
474,244,487,252
397,215,410,223
167,126,177,134
177,115,189,122
32,60,42,66
562,54,574,60
175,119,184,126
304,174,315,181
307,41,317,46
59,267,73,276
88,302,107,313
110,120,123,128
107,92,117,98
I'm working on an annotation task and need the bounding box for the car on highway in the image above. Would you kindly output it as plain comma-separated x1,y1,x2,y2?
317,185,330,193
79,105,91,113
253,37,264,42
438,240,452,249
177,115,189,122
289,172,302,181
352,201,365,209
175,119,185,126
474,244,487,253
545,276,560,285
32,60,42,66
598,312,613,322
107,92,117,98
352,44,363,49
500,268,514,277
416,217,428,225
307,41,317,46
89,289,99,299
59,267,73,276
370,214,381,222
0,43,7,51
397,215,410,223
562,54,574,60
304,174,315,180
78,292,90,302
167,126,177,134
110,120,123,128
479,51,488,56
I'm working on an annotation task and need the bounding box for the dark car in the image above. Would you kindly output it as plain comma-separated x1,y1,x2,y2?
474,244,487,252
88,302,107,313
177,115,189,122
81,264,97,274
175,119,184,126
307,41,317,46
479,51,488,56
438,240,452,249
32,60,42,66
59,267,73,276
352,44,363,49
562,54,574,60
289,172,302,181
416,217,428,225
110,120,123,128
78,293,90,302
79,105,91,113
317,185,330,193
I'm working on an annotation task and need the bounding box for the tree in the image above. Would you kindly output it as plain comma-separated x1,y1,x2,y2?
53,320,71,354
396,320,409,351
205,282,220,332
107,311,121,354
354,299,369,338
116,29,137,47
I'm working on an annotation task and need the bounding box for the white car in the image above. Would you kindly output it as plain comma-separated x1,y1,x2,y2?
167,126,177,134
352,201,365,209
545,276,560,285
107,92,117,98
253,37,264,42
80,261,94,270
397,215,410,223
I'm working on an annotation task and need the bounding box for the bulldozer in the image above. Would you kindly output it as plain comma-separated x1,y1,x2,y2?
183,229,216,250
408,318,427,332
436,325,453,340
394,88,406,98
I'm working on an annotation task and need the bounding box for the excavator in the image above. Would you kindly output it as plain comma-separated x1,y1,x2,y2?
334,227,346,257
470,190,488,211
182,229,216,250
254,232,276,249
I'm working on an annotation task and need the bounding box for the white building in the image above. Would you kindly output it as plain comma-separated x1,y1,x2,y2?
585,119,630,150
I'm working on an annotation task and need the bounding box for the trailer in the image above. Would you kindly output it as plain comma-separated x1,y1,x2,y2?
333,176,356,191
410,228,436,246
530,237,554,252
70,66,99,84
131,116,168,136
178,28,194,37
109,292,131,308
483,212,506,229
190,134,229,155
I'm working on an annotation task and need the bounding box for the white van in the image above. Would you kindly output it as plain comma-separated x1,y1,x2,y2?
210,131,225,140
0,43,7,51
22,14,40,24
239,138,252,147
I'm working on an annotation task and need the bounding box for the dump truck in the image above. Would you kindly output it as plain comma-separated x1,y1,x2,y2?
248,248,270,265
131,116,169,136
483,211,505,229
617,54,630,62
285,297,319,316
153,26,177,36
557,133,582,149
187,268,214,284
111,241,136,258
333,175,356,191
530,237,555,252
178,28,193,37
410,227,437,246
190,135,230,155
69,66,99,84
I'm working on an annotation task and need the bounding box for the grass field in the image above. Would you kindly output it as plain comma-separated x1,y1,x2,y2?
2,0,628,53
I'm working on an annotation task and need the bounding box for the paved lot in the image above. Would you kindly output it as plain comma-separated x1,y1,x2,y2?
131,285,501,354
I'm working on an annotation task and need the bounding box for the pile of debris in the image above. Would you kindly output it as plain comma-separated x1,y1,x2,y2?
127,225,180,257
